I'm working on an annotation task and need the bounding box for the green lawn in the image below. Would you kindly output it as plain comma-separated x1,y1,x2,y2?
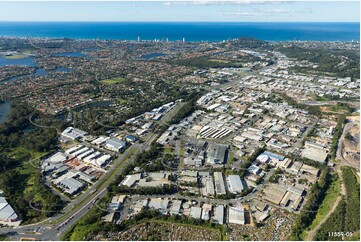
228,150,235,164
100,77,127,85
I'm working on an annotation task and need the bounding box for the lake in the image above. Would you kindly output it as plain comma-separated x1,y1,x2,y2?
0,56,36,67
0,101,11,124
141,53,168,60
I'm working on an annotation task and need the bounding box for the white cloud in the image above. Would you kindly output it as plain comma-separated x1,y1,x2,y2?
218,8,290,17
263,9,290,13
162,1,288,7
218,11,264,16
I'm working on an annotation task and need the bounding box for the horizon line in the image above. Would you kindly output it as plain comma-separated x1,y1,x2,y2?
0,20,359,23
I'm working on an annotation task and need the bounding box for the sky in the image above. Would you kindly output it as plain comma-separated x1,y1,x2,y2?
0,0,359,22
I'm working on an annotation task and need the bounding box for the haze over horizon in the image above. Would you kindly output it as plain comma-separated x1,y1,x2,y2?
0,1,359,22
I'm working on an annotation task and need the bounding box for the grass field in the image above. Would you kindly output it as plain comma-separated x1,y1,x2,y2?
209,59,243,65
301,174,341,239
228,150,235,164
1,147,54,223
3,54,28,59
100,77,127,85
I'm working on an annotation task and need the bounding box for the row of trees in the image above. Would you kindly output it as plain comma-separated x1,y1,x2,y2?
342,167,360,232
329,115,346,160
290,168,331,240
238,147,265,177
314,198,346,241
315,167,360,240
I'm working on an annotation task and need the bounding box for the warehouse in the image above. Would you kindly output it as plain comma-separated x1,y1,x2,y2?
201,204,212,221
55,176,85,195
190,206,202,219
45,152,68,164
61,127,88,140
204,177,215,196
169,200,182,216
227,175,245,194
228,206,245,225
213,205,224,224
214,172,227,195
301,147,328,163
91,136,109,145
92,154,112,167
125,135,138,143
300,164,320,177
263,184,287,205
0,191,19,223
206,143,229,165
148,198,169,215
105,138,127,152
120,174,142,187
72,147,91,157
65,145,84,155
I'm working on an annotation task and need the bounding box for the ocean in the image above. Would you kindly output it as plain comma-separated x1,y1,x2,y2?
0,22,359,42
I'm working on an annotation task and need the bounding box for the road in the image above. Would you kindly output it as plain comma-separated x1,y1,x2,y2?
116,167,275,222
0,102,180,241
336,120,360,171
1,59,279,240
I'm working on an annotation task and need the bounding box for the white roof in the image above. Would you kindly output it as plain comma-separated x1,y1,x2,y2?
148,198,169,211
47,152,68,163
190,206,202,219
228,206,245,225
227,175,245,194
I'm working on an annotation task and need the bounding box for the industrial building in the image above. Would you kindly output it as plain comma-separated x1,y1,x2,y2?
227,175,245,194
228,206,245,225
213,205,224,224
214,172,227,195
61,127,88,140
105,138,127,152
206,143,229,165
148,198,169,215
169,200,182,216
0,191,19,223
54,175,85,196
120,173,142,187
201,204,212,221
190,206,202,219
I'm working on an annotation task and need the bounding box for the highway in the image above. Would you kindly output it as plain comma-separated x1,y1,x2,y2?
0,103,180,241
0,61,278,240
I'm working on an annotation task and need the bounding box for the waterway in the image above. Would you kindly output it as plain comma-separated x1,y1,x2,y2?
141,52,168,59
0,56,36,67
0,101,11,124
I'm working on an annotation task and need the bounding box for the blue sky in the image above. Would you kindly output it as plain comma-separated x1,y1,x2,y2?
0,1,359,22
